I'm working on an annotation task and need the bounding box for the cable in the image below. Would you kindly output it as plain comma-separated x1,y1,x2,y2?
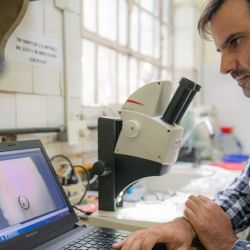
74,165,91,205
50,154,76,185
50,154,74,167
72,205,92,217
50,155,91,206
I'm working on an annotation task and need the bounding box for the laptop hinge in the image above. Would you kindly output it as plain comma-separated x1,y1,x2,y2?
74,221,87,228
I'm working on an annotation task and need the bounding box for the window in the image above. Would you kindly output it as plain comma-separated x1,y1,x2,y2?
81,0,171,106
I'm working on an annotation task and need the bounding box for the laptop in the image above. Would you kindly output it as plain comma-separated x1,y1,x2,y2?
0,140,167,250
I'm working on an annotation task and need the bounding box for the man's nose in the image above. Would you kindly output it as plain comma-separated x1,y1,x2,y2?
220,52,237,74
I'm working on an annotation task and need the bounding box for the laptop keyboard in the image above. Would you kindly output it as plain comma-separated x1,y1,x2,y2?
58,229,128,250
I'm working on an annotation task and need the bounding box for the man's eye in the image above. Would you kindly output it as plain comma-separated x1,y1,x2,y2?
230,38,240,48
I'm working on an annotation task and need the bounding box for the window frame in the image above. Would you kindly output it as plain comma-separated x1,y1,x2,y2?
81,0,173,106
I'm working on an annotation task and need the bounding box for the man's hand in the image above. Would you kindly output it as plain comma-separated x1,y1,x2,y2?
184,195,238,250
112,217,195,250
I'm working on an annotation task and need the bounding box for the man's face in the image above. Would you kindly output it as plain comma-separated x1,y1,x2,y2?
210,0,250,97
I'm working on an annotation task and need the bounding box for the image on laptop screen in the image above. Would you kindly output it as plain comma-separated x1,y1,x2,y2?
0,147,70,243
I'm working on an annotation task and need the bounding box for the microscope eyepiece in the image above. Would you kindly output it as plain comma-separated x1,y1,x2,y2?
161,77,201,125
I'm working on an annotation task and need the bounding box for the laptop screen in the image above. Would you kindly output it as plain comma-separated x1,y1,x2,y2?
0,147,70,243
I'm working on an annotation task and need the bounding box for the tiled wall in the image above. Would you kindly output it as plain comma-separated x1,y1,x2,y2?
1,0,64,129
0,0,97,165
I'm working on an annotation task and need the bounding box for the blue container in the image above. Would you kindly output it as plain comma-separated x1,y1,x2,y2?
223,154,249,163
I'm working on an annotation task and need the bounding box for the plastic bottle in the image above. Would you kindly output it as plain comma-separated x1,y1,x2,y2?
219,127,242,158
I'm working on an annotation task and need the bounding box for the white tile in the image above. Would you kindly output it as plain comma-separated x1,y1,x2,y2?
47,96,65,126
0,93,16,129
81,106,102,127
67,0,81,14
60,72,65,96
2,63,33,92
16,94,47,128
65,12,81,56
54,0,81,14
0,66,8,88
68,97,82,120
66,53,82,98
44,0,63,40
33,67,62,95
19,1,44,34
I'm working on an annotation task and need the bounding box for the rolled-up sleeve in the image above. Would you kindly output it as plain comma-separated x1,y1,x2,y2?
214,160,250,233
232,239,250,249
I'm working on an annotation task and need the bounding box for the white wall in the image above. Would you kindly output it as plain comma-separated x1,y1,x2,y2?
202,42,250,153
172,0,250,154
2,0,249,162
0,0,64,129
173,0,204,107
0,0,97,164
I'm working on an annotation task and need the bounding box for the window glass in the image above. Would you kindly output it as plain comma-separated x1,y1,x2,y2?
153,0,160,16
81,0,171,106
118,53,128,103
162,24,169,66
82,40,95,105
140,11,153,57
162,0,170,23
98,0,117,41
119,0,127,45
139,61,159,86
153,19,160,59
98,46,116,104
129,58,138,94
140,0,154,13
83,0,96,32
139,0,160,17
130,5,139,52
161,69,172,81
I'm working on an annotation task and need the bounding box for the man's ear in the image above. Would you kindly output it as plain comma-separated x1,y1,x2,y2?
0,0,29,72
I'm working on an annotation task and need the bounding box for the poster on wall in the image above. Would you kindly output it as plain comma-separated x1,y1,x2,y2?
5,28,62,70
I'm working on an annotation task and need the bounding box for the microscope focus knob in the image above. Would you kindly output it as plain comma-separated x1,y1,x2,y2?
93,160,112,176
123,120,141,138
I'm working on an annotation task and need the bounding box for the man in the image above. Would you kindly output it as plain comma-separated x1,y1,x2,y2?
113,0,250,249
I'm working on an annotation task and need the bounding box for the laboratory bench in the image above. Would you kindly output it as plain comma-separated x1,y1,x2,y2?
86,162,242,249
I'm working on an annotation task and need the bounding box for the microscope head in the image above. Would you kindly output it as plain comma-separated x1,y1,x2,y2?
115,78,201,164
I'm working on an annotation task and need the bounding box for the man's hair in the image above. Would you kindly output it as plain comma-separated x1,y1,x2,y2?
198,0,250,40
